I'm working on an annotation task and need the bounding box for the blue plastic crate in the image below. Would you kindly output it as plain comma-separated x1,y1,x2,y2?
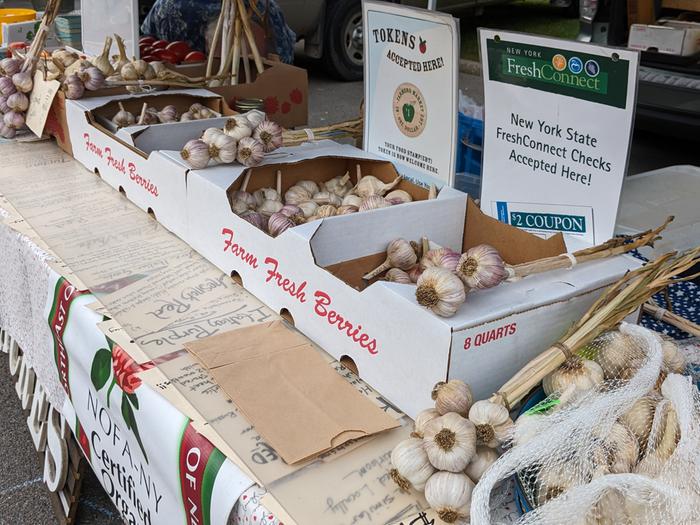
455,112,483,199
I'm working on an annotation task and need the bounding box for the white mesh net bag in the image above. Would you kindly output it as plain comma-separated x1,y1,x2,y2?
471,322,700,525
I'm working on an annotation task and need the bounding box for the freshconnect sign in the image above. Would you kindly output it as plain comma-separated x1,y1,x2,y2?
479,30,639,244
486,39,629,109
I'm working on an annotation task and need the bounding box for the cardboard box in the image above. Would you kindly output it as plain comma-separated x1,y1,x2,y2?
206,58,308,129
64,89,227,238
184,140,641,417
629,20,700,56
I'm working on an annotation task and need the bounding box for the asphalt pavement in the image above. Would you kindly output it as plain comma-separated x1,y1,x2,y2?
0,59,697,525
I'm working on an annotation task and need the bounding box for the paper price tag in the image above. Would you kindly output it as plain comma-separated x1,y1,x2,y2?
26,71,61,138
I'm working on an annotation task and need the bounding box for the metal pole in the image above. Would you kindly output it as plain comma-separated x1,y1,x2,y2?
427,0,437,10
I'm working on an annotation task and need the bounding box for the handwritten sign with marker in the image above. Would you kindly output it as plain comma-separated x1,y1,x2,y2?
26,71,61,138
479,30,639,244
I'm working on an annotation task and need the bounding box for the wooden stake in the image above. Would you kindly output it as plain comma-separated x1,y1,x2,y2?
235,0,264,73
241,36,252,83
231,17,242,85
206,1,227,78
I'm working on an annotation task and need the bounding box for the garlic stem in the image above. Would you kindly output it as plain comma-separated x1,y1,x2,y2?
428,184,437,199
137,102,148,125
422,237,430,258
356,163,362,184
276,169,282,195
240,170,251,192
363,261,391,281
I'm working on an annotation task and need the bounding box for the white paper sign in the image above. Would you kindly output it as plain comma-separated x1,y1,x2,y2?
479,30,639,244
26,72,61,138
363,0,459,188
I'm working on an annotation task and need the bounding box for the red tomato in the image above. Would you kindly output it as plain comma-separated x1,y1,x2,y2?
139,36,156,45
139,44,153,55
152,40,169,50
183,50,206,63
141,55,156,62
166,41,191,61
156,50,179,64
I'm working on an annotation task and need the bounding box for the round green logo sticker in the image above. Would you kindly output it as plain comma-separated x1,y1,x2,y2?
393,82,427,138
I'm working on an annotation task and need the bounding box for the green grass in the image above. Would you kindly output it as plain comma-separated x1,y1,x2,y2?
458,0,580,61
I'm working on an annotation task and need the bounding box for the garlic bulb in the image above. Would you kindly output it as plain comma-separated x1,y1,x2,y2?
237,137,264,167
3,111,24,129
468,400,513,448
0,58,21,77
62,73,85,100
359,195,390,212
599,422,639,474
6,92,28,112
634,403,679,477
594,331,635,379
268,212,295,237
342,194,363,208
208,133,237,164
244,109,266,128
0,96,10,114
324,173,353,197
94,36,115,76
412,408,440,439
297,200,318,218
253,188,280,207
79,66,105,91
407,265,423,283
619,395,659,450
12,72,32,93
432,379,473,417
316,204,337,218
202,127,224,143
421,248,461,273
312,191,342,206
258,199,284,217
363,239,418,280
180,111,194,121
284,185,312,205
337,205,358,215
423,413,476,472
230,190,256,210
0,77,16,96
536,462,588,505
157,105,178,123
136,103,157,126
424,471,474,524
385,189,413,205
240,210,266,231
253,119,283,153
542,357,604,397
389,437,435,492
511,412,546,447
296,180,319,195
120,62,138,81
661,339,685,374
415,268,466,317
180,139,210,169
385,268,412,284
465,446,499,482
353,175,401,198
456,244,508,290
224,116,253,141
112,102,135,128
0,124,16,139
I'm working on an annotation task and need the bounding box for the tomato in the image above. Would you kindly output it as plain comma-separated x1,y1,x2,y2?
140,44,153,56
183,50,206,63
139,36,156,45
156,50,179,64
166,41,190,61
141,55,156,62
152,40,169,50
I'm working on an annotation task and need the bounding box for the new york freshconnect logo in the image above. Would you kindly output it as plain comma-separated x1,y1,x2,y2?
502,53,605,94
